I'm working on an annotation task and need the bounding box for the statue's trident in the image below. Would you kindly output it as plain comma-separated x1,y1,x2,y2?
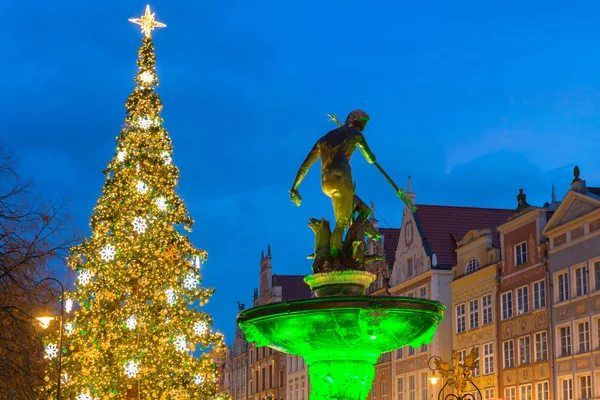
326,113,417,212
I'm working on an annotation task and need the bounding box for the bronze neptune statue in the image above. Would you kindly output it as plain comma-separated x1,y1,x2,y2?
290,110,415,272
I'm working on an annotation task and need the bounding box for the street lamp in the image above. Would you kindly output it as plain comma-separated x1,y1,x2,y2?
35,277,66,400
427,349,482,400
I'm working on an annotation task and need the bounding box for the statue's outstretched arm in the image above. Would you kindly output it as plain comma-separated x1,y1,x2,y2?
291,143,320,191
356,134,376,164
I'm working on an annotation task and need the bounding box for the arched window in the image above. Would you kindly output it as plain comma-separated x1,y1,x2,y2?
466,257,480,274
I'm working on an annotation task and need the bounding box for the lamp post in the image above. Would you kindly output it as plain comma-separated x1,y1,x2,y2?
35,277,65,400
427,348,482,400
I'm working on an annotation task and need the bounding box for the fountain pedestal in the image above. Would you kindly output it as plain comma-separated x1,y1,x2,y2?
238,273,444,400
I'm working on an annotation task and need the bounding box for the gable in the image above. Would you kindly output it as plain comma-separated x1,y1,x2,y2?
543,191,600,235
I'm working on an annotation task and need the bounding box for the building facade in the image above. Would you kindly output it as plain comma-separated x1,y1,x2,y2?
225,247,312,400
497,191,554,400
389,181,512,400
449,228,501,400
542,170,600,400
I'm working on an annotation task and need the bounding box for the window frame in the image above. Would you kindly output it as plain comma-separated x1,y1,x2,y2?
558,324,572,358
557,270,570,303
517,285,529,315
533,279,546,309
456,303,466,334
518,335,531,365
466,257,480,274
576,318,591,354
483,342,494,375
482,293,493,325
469,299,479,330
536,381,549,400
503,340,514,369
575,265,588,297
534,330,548,362
501,291,513,320
515,241,527,266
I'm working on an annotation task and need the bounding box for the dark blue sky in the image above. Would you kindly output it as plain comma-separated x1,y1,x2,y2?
2,1,600,343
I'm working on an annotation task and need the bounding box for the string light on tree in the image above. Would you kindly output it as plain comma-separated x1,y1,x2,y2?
76,392,92,400
165,288,176,306
78,270,91,285
174,335,187,353
161,151,171,164
99,244,116,261
183,273,198,290
138,116,153,129
136,181,149,194
126,316,137,330
124,360,139,378
132,216,147,234
155,197,167,211
65,298,73,313
139,71,153,84
117,150,127,162
193,321,208,336
45,343,58,359
65,323,74,335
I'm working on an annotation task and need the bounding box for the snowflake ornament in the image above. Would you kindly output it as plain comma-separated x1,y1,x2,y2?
117,150,126,162
126,316,137,330
136,181,149,194
78,270,91,285
193,321,208,336
45,343,58,359
194,374,205,385
65,298,73,313
132,217,147,234
165,289,176,305
124,360,139,378
100,244,116,261
138,116,153,129
192,255,202,269
161,151,171,164
65,323,74,335
183,273,198,290
174,335,187,353
140,71,153,83
76,392,92,400
155,197,167,211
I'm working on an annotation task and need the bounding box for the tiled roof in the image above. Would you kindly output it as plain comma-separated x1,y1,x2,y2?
379,227,400,267
414,205,513,268
272,274,312,301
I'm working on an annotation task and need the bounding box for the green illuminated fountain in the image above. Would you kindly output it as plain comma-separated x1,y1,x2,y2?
237,110,445,400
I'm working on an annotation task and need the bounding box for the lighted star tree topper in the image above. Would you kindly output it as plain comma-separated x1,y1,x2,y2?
39,6,227,399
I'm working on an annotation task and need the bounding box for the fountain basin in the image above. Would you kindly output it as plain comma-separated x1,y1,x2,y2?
237,296,444,400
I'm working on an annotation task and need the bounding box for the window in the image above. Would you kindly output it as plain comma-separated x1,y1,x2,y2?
503,340,514,368
469,299,479,330
577,321,590,353
408,375,416,400
456,304,466,333
397,348,403,359
559,326,572,357
520,384,532,400
408,346,415,356
466,257,480,274
560,378,573,400
302,382,305,400
420,344,428,353
517,286,529,315
484,388,495,400
579,375,591,399
515,242,527,265
533,280,546,309
597,318,600,350
397,377,404,400
534,331,548,362
382,381,388,400
594,261,600,291
575,266,588,296
406,258,414,277
501,291,513,320
420,373,428,400
419,285,427,299
482,294,492,325
470,346,480,376
536,381,549,400
518,336,531,365
504,387,516,400
558,272,569,302
295,383,299,400
279,369,283,388
483,342,494,374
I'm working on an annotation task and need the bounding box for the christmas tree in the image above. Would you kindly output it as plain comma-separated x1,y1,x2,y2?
40,6,226,399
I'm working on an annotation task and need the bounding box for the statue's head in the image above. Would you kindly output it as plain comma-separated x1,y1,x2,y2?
345,109,370,132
